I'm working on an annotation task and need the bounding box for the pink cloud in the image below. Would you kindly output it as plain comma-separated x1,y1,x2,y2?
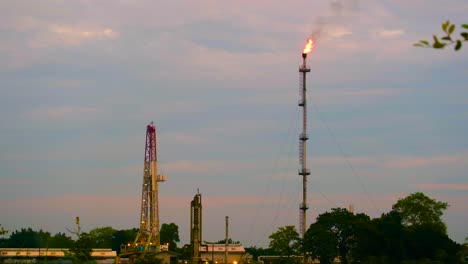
383,154,467,169
25,106,101,121
416,183,468,191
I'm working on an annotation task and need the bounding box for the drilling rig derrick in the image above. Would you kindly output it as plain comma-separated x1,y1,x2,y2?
120,122,166,262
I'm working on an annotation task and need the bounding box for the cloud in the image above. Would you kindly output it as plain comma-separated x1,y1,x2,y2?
305,153,468,172
27,24,119,48
25,106,101,121
415,183,468,191
382,154,468,169
314,88,400,105
48,25,118,44
328,27,353,38
376,29,404,38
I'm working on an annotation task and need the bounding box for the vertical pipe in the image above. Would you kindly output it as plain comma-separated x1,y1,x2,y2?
299,53,310,263
302,56,307,241
225,216,229,264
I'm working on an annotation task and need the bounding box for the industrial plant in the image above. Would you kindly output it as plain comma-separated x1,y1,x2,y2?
115,123,251,264
115,41,316,264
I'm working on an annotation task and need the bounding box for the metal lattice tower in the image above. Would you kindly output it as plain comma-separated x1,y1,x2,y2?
134,122,166,252
298,53,310,240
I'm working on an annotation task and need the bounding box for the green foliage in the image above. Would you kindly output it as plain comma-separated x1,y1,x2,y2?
303,193,463,264
68,232,95,264
304,208,372,264
49,232,74,248
0,225,7,236
112,228,138,254
406,225,462,263
88,226,116,248
210,238,240,244
268,226,300,258
0,227,74,248
304,223,338,264
160,223,180,251
134,253,164,264
414,20,468,51
392,192,448,234
245,246,275,261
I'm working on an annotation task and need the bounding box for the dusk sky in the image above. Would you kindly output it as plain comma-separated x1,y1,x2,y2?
1,1,467,247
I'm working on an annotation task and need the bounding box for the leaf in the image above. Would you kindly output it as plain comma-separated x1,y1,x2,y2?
462,24,468,29
442,20,450,32
419,40,430,46
414,43,423,47
433,42,446,49
455,40,462,51
433,35,440,44
461,32,468,41
448,24,456,35
441,36,452,41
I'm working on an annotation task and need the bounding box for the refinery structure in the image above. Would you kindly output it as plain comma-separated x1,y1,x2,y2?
0,40,314,264
117,40,314,264
116,122,250,264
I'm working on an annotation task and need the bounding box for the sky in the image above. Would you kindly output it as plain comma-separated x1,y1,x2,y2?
0,0,467,247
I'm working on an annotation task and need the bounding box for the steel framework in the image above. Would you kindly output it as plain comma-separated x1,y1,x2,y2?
298,52,310,240
134,122,166,252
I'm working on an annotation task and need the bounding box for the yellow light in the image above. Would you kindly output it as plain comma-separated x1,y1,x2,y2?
233,261,237,264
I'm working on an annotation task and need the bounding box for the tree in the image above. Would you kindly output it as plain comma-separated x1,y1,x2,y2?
49,232,74,248
414,20,468,51
304,223,338,264
307,208,371,264
268,226,300,259
392,192,448,234
405,225,462,263
211,238,240,244
112,228,138,254
68,232,95,264
372,211,407,262
88,226,116,248
0,225,7,236
160,223,180,252
244,246,275,261
7,228,52,248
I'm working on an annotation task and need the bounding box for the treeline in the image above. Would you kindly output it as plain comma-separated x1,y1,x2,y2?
0,224,179,254
1,192,467,264
245,192,468,264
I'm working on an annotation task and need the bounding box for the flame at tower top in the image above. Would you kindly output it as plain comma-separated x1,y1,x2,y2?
303,38,314,55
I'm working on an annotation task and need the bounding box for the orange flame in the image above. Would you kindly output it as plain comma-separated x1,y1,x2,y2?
303,38,314,54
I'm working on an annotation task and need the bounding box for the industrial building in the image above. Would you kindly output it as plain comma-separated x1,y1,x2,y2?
0,248,116,264
199,244,251,264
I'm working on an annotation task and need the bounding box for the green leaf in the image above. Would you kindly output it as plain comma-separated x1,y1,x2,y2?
442,20,450,32
462,24,468,29
448,24,456,35
455,40,462,51
433,35,440,44
414,43,423,47
461,32,468,41
441,36,452,41
433,42,446,49
419,40,430,46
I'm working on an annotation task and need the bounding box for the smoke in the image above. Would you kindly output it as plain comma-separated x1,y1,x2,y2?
310,0,360,40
